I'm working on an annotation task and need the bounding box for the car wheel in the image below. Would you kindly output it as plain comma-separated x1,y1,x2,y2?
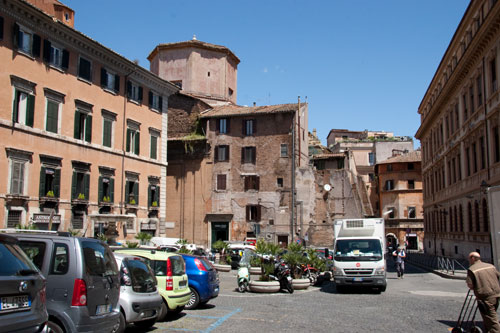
171,305,185,315
47,321,64,333
134,318,157,329
116,312,126,333
157,301,168,322
238,281,248,293
185,287,200,310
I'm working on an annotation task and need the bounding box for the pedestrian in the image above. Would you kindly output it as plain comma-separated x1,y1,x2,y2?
466,251,500,332
392,247,406,279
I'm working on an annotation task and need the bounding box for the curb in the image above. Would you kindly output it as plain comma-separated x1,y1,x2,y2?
407,261,467,280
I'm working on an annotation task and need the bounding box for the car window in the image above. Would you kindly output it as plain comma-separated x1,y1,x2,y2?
199,257,213,271
81,241,118,277
124,258,156,293
153,260,166,276
19,241,46,270
0,242,38,276
50,243,69,275
169,255,185,276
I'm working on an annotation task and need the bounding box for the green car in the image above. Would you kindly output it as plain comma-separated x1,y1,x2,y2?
114,249,190,320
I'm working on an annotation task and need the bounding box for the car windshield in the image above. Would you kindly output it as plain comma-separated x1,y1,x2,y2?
81,240,118,277
334,239,382,261
0,242,39,276
124,258,156,293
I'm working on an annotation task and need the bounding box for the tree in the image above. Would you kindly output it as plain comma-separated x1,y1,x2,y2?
136,232,152,245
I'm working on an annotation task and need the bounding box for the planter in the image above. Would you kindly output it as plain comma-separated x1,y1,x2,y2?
249,267,262,275
249,280,280,293
213,263,231,272
292,278,310,290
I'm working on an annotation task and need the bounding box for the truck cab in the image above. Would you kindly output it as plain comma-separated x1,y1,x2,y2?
332,218,387,292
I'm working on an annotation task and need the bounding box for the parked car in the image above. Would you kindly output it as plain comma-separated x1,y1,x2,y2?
180,254,219,310
14,231,120,332
0,233,48,332
114,248,190,320
113,253,163,331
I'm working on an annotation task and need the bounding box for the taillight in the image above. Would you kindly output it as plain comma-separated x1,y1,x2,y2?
71,279,87,306
166,258,173,291
194,258,207,272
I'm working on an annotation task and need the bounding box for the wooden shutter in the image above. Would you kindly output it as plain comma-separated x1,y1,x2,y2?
150,135,157,159
148,91,153,107
126,129,131,152
256,176,260,191
148,185,152,207
241,147,245,163
125,181,130,203
114,74,120,92
100,67,107,87
133,182,139,205
216,119,220,134
61,49,69,70
214,146,219,162
253,119,257,134
0,16,3,40
39,167,46,197
155,186,160,206
109,178,114,203
257,205,261,222
246,206,250,221
98,176,103,202
134,131,140,155
43,39,51,63
244,176,249,191
54,169,60,198
46,101,58,133
26,94,34,127
138,86,143,103
12,90,19,123
242,119,246,135
73,111,80,139
32,34,41,58
103,119,111,147
225,146,229,161
83,173,90,200
159,96,163,111
12,23,19,49
252,147,256,164
84,114,92,142
71,171,77,199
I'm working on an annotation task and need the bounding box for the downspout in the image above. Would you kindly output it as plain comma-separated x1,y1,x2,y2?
290,101,297,244
297,98,301,167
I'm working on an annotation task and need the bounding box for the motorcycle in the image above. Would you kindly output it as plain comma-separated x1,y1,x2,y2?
236,249,254,292
269,259,294,293
299,263,319,285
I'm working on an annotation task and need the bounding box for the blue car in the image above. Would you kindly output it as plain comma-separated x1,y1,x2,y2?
180,254,219,309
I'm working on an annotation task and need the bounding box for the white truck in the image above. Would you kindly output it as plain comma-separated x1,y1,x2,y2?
332,218,387,292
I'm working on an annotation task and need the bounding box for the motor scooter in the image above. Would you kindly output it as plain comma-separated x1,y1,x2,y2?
236,249,253,292
269,259,294,293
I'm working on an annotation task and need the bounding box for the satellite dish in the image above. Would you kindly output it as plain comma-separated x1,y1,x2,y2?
323,184,332,192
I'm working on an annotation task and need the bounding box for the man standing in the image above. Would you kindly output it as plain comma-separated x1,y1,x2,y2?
466,252,500,332
392,247,406,279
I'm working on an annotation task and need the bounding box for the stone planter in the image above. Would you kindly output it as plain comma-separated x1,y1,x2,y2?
213,263,231,272
292,278,310,290
249,280,280,293
249,267,262,275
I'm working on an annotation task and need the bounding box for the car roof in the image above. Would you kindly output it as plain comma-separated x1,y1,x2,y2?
0,233,18,244
114,248,181,259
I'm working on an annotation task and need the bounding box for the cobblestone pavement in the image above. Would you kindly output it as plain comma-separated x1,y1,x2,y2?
127,262,475,333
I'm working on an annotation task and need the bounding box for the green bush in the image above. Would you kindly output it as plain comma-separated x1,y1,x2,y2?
136,232,152,245
125,241,139,248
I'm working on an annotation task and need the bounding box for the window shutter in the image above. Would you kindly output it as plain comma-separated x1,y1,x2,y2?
214,146,219,162
83,173,90,200
226,146,230,161
133,182,139,205
26,94,35,127
127,81,132,98
148,185,152,207
47,101,58,133
84,114,92,142
126,129,131,152
134,131,140,155
148,91,153,107
12,90,19,123
125,181,130,203
242,119,245,135
216,119,220,134
155,186,160,206
13,23,19,49
159,96,163,110
241,147,245,163
114,74,120,92
253,119,257,134
138,86,143,102
227,119,230,133
73,111,80,139
54,169,60,198
43,39,51,63
150,136,157,159
18,162,24,194
0,16,4,40
71,171,77,199
103,120,111,147
98,176,103,202
244,176,249,191
252,147,256,164
100,67,107,87
256,176,260,191
39,167,46,197
33,34,41,58
109,178,114,203
257,205,261,222
246,206,250,221
10,162,19,194
61,49,69,70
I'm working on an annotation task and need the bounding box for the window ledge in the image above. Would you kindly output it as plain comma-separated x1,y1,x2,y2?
48,64,65,73
39,196,59,203
102,87,118,96
6,194,29,200
71,199,89,205
127,98,141,105
98,201,113,206
77,77,92,85
148,206,159,211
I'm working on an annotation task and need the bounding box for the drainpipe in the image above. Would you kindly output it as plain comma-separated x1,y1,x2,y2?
290,100,297,244
297,97,301,167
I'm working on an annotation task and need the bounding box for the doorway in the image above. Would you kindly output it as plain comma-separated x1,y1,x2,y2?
277,235,288,248
211,222,229,244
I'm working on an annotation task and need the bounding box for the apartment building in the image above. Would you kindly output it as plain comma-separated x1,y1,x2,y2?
375,151,424,251
0,0,178,239
416,0,500,259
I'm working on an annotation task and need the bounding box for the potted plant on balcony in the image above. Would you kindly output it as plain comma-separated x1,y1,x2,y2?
46,190,55,198
77,193,85,200
212,240,231,272
151,201,158,207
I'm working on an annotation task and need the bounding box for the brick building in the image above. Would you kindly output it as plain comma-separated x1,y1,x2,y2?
0,0,178,239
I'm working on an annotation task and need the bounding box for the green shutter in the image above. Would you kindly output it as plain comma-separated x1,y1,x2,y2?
73,111,80,139
26,94,34,127
133,182,139,205
125,180,130,203
54,169,60,198
71,171,77,199
85,114,92,142
134,131,140,155
32,34,41,58
114,74,120,92
126,129,131,152
12,90,19,123
150,135,157,159
109,178,114,203
46,101,58,133
84,173,90,200
62,49,69,70
148,185,152,207
98,176,103,202
39,167,46,197
155,186,160,206
103,119,111,147
13,23,19,49
43,39,51,63
100,67,107,87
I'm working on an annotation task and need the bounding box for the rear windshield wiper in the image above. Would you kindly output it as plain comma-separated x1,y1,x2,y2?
17,269,38,276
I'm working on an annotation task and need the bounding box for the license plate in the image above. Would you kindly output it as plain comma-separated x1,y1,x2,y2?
353,277,363,282
179,280,187,290
0,295,30,311
96,304,112,315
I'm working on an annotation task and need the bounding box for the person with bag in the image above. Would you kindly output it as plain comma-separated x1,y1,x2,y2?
466,252,500,332
392,247,406,279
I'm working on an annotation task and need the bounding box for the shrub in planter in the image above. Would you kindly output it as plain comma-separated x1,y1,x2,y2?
212,240,231,265
283,242,305,279
136,232,152,245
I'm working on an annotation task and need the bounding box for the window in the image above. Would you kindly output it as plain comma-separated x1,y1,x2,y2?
10,159,26,195
217,118,229,134
12,88,35,127
477,75,483,107
13,24,40,57
78,57,92,82
463,93,468,121
100,68,120,93
472,142,478,173
368,152,375,166
243,119,255,136
42,40,69,70
148,91,162,111
39,166,60,198
244,175,260,191
408,180,415,189
494,126,500,163
408,163,414,170
241,147,256,164
150,134,158,160
102,117,113,148
98,176,114,203
217,174,227,190
369,173,375,181
127,81,143,103
385,180,394,191
45,98,60,134
277,178,283,188
466,147,471,176
491,57,497,93
280,144,288,158
246,205,261,222
126,121,140,155
387,164,393,172
408,207,416,219
228,88,233,97
387,207,395,219
148,184,160,208
480,137,486,169
125,180,139,205
74,110,92,142
469,86,475,114
7,210,22,228
71,170,89,201
71,210,84,229
50,243,69,275
18,241,46,270
215,145,229,162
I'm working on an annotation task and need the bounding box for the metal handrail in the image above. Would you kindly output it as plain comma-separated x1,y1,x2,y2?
406,251,469,275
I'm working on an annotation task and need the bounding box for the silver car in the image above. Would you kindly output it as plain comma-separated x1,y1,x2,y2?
113,253,162,331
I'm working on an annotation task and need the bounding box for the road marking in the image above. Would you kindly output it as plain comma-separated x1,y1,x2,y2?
409,290,467,297
203,308,241,333
219,288,319,298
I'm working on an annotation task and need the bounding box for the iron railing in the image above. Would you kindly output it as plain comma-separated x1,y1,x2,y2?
405,251,470,276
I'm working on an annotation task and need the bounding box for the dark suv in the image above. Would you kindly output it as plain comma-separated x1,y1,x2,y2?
14,232,120,332
0,233,48,332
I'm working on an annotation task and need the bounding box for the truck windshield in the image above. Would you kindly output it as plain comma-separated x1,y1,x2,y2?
334,239,382,261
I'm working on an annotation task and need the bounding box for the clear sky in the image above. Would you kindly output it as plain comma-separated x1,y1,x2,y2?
64,0,470,146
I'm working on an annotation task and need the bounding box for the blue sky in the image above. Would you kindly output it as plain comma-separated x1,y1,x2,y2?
64,0,470,146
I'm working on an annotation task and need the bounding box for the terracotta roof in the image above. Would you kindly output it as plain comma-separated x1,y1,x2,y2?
148,39,240,64
311,153,345,160
200,103,301,118
377,150,421,164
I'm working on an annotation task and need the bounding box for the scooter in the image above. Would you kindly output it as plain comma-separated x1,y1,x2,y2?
236,249,253,292
270,259,294,293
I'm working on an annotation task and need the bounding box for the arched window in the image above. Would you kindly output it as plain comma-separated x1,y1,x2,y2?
475,201,480,232
468,202,473,232
483,199,489,232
